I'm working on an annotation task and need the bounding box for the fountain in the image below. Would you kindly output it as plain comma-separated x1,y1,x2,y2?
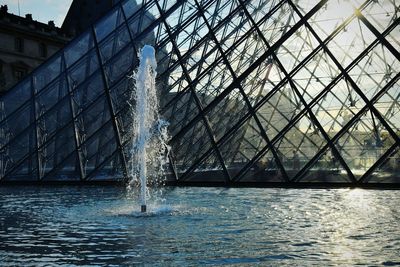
128,45,169,213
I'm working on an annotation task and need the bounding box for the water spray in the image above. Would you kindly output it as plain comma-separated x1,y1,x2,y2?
132,45,157,213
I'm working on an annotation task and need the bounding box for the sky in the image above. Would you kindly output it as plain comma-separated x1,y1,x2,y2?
1,0,73,27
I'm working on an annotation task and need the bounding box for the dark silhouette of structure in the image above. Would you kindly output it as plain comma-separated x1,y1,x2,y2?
62,0,122,36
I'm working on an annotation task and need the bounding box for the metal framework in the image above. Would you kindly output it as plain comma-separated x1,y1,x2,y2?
0,0,399,186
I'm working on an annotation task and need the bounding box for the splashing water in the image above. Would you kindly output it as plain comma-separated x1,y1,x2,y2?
128,45,170,212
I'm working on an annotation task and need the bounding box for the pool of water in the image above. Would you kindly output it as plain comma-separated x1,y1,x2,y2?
0,186,399,266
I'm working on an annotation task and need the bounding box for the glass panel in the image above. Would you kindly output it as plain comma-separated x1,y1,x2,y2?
386,25,399,53
273,114,327,180
87,153,122,181
127,3,157,42
36,74,68,115
348,44,400,102
2,153,37,181
104,46,135,86
184,150,226,182
313,78,367,138
292,50,340,104
208,88,249,141
117,105,133,159
219,116,268,180
254,150,286,182
158,0,177,13
367,147,400,183
68,50,99,87
326,16,375,69
162,90,199,137
95,7,124,42
71,70,105,113
362,0,397,33
335,111,394,180
76,97,110,139
374,80,400,132
3,125,36,172
39,97,71,139
122,0,141,19
170,119,212,175
306,0,363,40
64,31,94,67
194,59,234,107
245,62,286,107
81,121,117,178
33,56,62,94
247,0,280,23
1,102,32,142
110,77,131,113
41,153,80,181
300,147,351,183
99,24,131,63
164,63,188,95
1,79,31,117
40,125,76,179
256,86,298,141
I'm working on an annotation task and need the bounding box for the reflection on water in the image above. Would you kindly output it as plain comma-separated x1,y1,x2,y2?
0,186,400,265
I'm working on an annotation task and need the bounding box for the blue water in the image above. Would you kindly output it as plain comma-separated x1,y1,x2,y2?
1,186,400,266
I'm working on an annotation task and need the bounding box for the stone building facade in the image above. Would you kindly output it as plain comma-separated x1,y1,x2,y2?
0,5,71,94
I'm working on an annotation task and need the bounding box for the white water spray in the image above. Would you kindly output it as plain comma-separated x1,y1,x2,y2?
128,45,169,213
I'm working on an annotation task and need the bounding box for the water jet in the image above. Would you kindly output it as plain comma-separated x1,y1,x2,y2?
129,45,168,213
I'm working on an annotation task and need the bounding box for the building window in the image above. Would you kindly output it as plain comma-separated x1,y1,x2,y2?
14,68,27,81
0,62,5,90
15,37,24,52
39,43,47,58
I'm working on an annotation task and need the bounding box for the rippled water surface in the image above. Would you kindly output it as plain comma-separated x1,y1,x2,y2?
1,186,400,266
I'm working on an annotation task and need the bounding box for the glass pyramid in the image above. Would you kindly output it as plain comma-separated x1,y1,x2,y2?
0,0,399,185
